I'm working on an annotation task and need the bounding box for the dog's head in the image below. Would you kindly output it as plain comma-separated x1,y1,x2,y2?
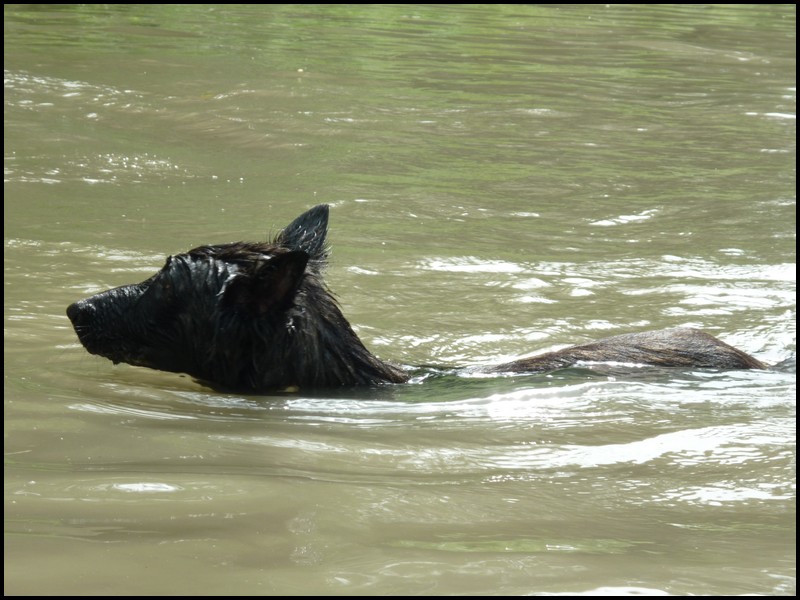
67,205,406,391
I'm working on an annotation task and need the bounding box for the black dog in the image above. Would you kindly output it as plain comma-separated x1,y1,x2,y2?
67,205,766,392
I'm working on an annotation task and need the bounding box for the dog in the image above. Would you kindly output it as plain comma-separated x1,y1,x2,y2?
67,205,766,392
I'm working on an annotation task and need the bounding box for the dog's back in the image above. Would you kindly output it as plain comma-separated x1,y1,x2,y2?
493,327,766,373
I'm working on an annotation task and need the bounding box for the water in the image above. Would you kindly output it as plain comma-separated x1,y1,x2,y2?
4,4,795,595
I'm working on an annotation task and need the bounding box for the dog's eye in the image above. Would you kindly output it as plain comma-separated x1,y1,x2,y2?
137,259,178,305
156,276,173,296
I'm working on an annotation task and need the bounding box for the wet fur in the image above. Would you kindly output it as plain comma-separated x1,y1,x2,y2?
67,205,766,392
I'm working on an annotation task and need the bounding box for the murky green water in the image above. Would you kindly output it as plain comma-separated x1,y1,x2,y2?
4,4,795,595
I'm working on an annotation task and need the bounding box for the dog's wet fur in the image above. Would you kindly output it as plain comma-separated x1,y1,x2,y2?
67,205,767,392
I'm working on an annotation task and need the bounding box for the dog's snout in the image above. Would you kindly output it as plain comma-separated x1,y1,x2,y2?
66,300,94,326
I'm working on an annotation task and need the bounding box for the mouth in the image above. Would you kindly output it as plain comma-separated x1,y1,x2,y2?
67,300,124,362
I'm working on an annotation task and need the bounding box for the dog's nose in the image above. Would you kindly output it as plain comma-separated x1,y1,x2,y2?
66,300,94,326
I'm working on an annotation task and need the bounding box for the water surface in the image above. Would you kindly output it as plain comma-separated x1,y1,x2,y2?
4,4,796,596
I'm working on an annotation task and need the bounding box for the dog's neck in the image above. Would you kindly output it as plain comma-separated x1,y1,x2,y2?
279,284,409,389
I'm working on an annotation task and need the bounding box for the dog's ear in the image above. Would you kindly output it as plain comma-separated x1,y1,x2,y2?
222,251,309,315
276,204,329,262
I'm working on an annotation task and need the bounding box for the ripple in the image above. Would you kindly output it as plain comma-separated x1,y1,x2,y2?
111,482,183,493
